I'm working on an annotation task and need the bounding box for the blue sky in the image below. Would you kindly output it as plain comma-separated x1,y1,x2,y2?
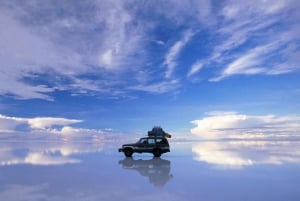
0,0,300,138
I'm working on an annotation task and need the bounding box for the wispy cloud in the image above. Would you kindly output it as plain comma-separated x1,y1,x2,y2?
0,1,146,99
190,111,300,139
187,60,204,77
1,1,206,99
0,8,82,99
128,79,179,94
211,30,300,81
0,0,299,100
210,43,275,81
164,30,194,78
188,0,300,81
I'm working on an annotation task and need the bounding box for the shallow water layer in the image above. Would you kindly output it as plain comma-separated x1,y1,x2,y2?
0,140,300,201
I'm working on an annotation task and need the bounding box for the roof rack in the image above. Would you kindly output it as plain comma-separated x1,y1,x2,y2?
147,126,171,138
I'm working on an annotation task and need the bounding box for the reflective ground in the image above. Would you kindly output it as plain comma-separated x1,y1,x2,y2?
1,139,300,201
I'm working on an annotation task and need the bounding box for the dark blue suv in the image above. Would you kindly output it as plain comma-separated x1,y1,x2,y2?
119,136,170,157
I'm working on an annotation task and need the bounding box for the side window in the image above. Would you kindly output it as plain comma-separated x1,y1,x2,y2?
140,139,148,144
148,138,155,144
156,138,163,144
156,138,167,144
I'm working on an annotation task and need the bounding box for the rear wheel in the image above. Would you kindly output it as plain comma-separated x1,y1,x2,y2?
124,148,133,157
153,149,161,157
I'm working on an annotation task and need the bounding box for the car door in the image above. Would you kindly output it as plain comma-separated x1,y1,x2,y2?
137,138,148,152
146,138,156,152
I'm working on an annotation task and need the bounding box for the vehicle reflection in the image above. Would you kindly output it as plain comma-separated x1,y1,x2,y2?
119,157,173,187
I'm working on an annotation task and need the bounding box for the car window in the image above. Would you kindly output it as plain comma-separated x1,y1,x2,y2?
140,138,148,144
156,138,168,144
148,138,155,144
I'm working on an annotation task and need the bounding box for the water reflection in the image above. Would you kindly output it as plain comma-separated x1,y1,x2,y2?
119,157,173,187
0,139,299,201
0,141,103,166
192,140,300,169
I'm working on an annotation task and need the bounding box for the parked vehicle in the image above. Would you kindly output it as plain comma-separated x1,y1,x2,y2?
119,136,170,157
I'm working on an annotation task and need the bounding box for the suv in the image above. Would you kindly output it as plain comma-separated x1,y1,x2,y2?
119,136,170,157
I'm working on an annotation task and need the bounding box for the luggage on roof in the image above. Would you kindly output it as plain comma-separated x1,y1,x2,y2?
148,126,171,138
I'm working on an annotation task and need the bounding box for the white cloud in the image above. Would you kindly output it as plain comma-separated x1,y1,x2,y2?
95,1,144,69
0,0,299,99
221,0,289,19
0,114,82,132
149,0,213,25
190,111,300,139
0,114,27,132
210,46,268,81
129,80,179,94
164,30,194,78
211,33,300,81
264,0,287,14
211,3,280,63
2,0,208,99
100,50,114,67
0,1,147,99
187,60,204,77
202,0,300,81
28,117,82,130
0,9,83,99
50,126,107,138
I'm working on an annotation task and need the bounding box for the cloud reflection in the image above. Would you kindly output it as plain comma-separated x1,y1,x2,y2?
0,127,137,166
0,141,104,166
192,140,300,169
119,157,173,187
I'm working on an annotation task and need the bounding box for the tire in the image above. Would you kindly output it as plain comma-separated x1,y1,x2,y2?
153,149,161,157
124,148,133,157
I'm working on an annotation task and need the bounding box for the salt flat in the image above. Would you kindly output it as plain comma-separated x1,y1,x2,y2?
0,140,300,201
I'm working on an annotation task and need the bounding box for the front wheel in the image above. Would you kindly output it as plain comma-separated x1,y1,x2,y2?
153,149,161,157
124,149,133,157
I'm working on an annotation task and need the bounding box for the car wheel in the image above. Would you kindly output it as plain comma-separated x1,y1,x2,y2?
124,149,133,157
153,149,161,157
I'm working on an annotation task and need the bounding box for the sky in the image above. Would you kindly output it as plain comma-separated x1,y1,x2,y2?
0,0,300,139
